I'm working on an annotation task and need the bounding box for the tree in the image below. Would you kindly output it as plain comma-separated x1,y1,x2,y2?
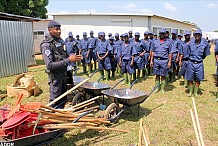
183,20,198,28
0,0,48,19
214,30,218,32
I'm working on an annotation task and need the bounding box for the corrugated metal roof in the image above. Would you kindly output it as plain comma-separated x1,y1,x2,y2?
49,12,195,26
0,12,41,22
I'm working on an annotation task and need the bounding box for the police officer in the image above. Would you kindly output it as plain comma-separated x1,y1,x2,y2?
79,32,90,74
185,28,210,97
150,28,173,93
153,33,158,40
88,30,98,71
177,33,183,41
41,20,82,108
133,32,146,80
119,33,137,85
65,31,75,45
96,32,112,81
109,36,117,79
178,30,191,87
108,33,112,41
75,34,81,66
114,33,123,75
142,31,151,78
165,30,170,40
120,34,124,42
169,29,182,82
128,31,134,42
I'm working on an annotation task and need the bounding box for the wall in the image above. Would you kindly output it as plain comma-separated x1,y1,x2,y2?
0,20,35,78
53,15,149,39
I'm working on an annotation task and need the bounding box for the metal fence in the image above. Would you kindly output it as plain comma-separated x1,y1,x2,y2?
0,20,35,78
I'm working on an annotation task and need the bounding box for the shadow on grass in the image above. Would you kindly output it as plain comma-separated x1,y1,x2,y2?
165,83,176,91
212,74,217,87
0,90,7,94
54,130,116,146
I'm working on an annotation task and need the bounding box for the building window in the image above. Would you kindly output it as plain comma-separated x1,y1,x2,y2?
165,27,172,34
153,26,162,34
153,27,158,34
33,31,45,39
180,29,184,36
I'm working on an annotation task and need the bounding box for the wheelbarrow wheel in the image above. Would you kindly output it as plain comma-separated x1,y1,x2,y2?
104,103,120,124
71,93,85,106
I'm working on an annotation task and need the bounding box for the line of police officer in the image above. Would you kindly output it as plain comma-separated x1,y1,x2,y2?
63,28,211,97
41,20,212,109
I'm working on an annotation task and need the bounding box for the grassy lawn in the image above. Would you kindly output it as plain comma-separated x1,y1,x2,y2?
0,53,217,146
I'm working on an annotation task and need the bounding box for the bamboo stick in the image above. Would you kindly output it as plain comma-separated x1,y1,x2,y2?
190,109,201,146
73,101,95,111
192,97,204,146
139,118,142,146
73,105,99,114
144,125,150,145
40,105,68,114
142,127,149,146
71,96,100,109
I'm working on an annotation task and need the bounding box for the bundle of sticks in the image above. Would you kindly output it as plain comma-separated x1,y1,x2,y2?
20,96,129,133
138,118,150,146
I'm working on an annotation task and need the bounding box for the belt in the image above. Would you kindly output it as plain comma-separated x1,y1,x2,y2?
154,57,168,60
182,58,188,61
48,72,67,79
189,60,202,64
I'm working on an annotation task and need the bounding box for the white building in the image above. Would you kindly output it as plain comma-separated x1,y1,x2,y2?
49,13,195,39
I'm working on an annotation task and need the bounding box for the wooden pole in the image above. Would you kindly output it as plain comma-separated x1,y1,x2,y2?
46,77,90,107
142,127,149,146
71,96,100,109
192,97,204,146
138,118,143,146
190,109,201,146
144,125,150,145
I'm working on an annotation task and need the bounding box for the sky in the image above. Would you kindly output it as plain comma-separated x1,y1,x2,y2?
46,0,218,32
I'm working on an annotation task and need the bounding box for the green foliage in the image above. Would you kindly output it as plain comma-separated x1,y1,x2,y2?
0,0,48,19
214,30,218,32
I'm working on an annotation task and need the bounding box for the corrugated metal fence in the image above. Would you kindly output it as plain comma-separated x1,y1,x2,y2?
0,20,35,78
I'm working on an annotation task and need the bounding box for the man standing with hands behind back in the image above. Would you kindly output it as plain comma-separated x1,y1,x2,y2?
41,20,82,109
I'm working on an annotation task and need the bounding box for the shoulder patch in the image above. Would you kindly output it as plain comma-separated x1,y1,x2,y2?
45,50,51,56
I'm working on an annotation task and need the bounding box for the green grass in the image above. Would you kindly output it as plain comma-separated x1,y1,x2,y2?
0,54,217,146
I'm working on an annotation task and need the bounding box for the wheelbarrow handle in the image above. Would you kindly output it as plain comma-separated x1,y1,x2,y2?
147,83,162,96
97,75,105,82
110,78,125,89
129,79,138,89
73,68,80,76
72,110,93,123
89,70,99,78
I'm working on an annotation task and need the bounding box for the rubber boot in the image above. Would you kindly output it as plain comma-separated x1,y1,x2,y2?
128,74,132,86
161,79,167,93
133,72,136,81
123,73,128,84
170,72,175,83
154,80,160,93
137,69,141,79
194,85,199,97
105,70,109,81
188,85,194,97
166,74,169,85
184,79,188,88
143,68,148,79
94,62,97,70
83,65,87,74
99,70,104,79
88,65,92,75
111,71,115,80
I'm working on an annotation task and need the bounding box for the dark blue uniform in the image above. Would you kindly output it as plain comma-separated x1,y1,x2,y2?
150,39,173,77
120,41,137,74
80,38,90,64
88,36,98,61
96,39,112,70
41,34,69,108
141,39,151,66
132,39,145,70
178,40,189,77
169,38,182,71
185,38,210,81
